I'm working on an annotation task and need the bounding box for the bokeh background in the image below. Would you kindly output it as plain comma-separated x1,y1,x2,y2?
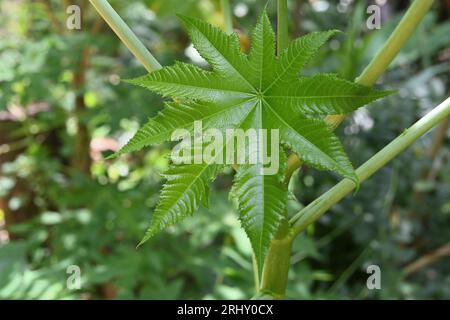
0,0,449,299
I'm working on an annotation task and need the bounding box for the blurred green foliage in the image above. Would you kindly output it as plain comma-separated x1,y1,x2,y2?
0,0,449,299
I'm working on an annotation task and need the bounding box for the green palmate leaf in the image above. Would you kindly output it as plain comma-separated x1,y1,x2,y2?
266,30,339,92
247,11,276,90
139,103,259,244
138,162,224,246
232,161,287,275
266,74,393,115
229,102,288,275
231,142,287,275
125,61,252,102
116,9,392,269
112,99,254,157
177,14,255,92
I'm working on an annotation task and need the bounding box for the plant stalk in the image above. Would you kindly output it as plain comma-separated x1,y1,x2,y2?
277,0,289,55
285,0,435,179
356,0,434,87
260,220,293,299
289,97,450,238
221,0,233,34
89,0,162,72
325,0,434,127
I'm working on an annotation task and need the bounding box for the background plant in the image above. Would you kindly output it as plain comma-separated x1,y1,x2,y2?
0,0,449,299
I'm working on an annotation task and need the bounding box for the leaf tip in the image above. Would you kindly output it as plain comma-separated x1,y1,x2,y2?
382,89,398,97
331,29,344,35
105,152,120,160
177,13,193,27
137,229,156,248
122,77,143,86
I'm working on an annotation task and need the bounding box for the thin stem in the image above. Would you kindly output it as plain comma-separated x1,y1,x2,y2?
89,0,162,72
356,0,434,87
326,0,434,127
328,247,371,295
221,0,233,34
289,97,450,239
284,0,434,181
277,0,289,55
403,242,450,278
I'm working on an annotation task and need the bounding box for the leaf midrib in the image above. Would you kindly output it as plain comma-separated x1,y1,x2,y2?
136,99,256,146
160,100,259,216
262,99,340,168
256,101,268,271
187,20,258,94
267,94,385,99
262,50,300,94
148,79,255,99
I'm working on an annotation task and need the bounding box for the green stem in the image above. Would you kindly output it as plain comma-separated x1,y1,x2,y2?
286,0,434,182
325,0,434,127
260,220,292,299
277,0,289,55
356,0,434,87
89,0,162,72
221,0,233,34
290,97,450,238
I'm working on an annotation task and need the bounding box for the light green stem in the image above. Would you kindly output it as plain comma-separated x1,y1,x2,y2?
326,0,434,127
288,0,435,184
289,0,436,237
356,0,434,86
89,0,162,72
260,220,292,299
277,0,289,55
221,0,233,34
290,97,450,238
